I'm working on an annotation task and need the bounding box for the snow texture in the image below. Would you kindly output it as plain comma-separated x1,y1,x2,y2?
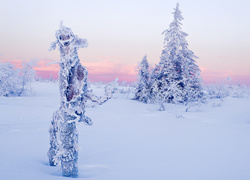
0,81,250,180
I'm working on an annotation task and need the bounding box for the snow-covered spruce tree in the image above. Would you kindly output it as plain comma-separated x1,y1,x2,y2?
180,42,203,104
150,50,183,104
134,55,150,103
151,3,202,104
48,22,92,178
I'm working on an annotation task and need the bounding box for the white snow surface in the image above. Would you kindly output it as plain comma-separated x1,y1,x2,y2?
0,82,250,180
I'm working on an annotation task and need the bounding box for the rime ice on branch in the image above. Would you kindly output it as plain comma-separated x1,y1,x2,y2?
48,21,92,178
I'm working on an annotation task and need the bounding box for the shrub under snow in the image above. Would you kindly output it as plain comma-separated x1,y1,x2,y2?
0,60,36,97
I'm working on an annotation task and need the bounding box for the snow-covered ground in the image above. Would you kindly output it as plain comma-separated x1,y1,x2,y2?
0,82,250,180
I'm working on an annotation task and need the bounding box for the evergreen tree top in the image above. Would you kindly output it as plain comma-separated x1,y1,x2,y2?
172,3,184,24
162,3,188,46
141,55,149,67
138,55,149,70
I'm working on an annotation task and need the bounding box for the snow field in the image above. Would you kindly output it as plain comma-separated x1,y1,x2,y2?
0,82,250,180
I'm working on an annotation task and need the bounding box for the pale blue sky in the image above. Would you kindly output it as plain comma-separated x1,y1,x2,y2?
0,0,250,83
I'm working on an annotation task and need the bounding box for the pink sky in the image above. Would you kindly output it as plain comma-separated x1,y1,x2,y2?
1,1,250,86
3,59,249,86
38,64,250,86
36,61,138,83
200,67,250,86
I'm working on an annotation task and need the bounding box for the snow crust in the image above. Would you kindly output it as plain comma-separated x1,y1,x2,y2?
0,81,250,180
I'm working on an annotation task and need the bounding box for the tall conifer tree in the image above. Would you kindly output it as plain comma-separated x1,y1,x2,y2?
134,55,150,103
151,3,202,103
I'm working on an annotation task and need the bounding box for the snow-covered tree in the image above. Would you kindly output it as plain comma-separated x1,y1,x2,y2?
85,78,120,105
0,63,19,96
102,78,119,101
134,55,150,103
150,3,202,104
48,22,92,178
0,61,36,96
18,60,37,96
150,50,183,104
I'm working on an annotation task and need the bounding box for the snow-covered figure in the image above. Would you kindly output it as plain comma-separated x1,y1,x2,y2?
48,21,92,178
150,3,202,104
134,55,150,103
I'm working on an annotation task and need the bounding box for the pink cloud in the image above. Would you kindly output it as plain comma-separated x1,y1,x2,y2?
84,61,137,83
1,59,60,80
200,67,250,86
2,59,249,86
1,59,23,68
35,60,137,83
